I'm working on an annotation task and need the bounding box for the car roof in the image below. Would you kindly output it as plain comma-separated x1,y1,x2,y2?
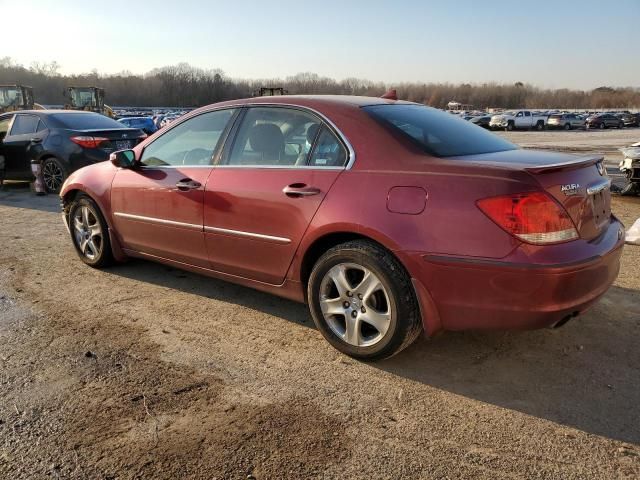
1,109,100,117
209,94,415,110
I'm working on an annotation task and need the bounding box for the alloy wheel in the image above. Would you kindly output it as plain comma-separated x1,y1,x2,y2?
318,263,391,347
43,160,64,192
72,205,103,261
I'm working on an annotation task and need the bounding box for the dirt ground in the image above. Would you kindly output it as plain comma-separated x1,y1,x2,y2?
1,133,639,479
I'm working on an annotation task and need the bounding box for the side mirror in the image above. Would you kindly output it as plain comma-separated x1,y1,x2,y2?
110,149,137,168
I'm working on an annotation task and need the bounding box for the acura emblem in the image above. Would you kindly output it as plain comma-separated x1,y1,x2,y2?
596,162,605,176
122,134,127,138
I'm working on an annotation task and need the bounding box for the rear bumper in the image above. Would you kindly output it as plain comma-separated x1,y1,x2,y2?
401,218,625,334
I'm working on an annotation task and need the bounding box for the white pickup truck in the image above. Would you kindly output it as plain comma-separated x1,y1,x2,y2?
489,110,547,131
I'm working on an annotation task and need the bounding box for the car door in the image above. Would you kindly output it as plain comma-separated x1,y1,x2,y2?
110,108,239,267
204,106,350,284
2,114,44,178
514,111,525,128
523,111,532,128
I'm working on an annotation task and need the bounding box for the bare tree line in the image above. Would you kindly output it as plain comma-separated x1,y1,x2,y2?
1,57,639,109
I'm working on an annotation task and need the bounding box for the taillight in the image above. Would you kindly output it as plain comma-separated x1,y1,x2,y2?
70,136,109,149
477,192,578,244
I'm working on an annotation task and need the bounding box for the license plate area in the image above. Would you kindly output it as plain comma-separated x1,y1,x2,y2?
115,140,133,150
591,190,610,229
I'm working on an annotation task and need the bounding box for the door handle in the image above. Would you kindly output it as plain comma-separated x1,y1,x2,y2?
175,179,202,191
30,137,42,144
283,183,321,197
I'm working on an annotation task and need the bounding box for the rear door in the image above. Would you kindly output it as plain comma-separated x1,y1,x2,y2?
111,108,238,267
2,114,43,177
204,106,350,284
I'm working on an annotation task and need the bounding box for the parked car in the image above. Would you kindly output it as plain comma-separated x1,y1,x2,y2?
546,113,586,130
117,116,158,135
470,114,492,129
0,110,145,192
489,110,547,131
585,113,624,129
615,113,639,128
59,96,623,360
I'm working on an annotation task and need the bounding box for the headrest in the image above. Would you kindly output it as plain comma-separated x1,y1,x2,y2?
249,123,284,154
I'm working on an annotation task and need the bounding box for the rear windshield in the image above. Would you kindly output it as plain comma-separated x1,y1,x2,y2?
363,104,517,157
49,113,126,130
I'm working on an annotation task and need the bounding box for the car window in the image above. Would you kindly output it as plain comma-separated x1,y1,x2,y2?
50,113,124,130
524,111,531,117
308,126,348,167
10,114,40,135
140,109,236,167
364,104,517,157
227,107,322,167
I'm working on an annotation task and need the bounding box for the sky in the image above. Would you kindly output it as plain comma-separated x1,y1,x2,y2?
3,0,639,90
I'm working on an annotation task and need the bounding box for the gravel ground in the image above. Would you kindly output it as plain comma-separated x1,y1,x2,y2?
0,132,639,479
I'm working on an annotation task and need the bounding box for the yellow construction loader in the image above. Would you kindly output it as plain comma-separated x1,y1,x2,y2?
0,85,45,113
63,86,115,118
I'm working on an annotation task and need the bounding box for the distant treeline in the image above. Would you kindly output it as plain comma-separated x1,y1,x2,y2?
1,57,639,109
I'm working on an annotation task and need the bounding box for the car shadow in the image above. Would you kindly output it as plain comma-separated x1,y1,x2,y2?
109,258,313,328
0,182,60,213
377,284,640,445
108,257,639,444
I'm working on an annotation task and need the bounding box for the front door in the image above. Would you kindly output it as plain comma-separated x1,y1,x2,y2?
204,106,350,284
111,108,238,267
2,114,43,178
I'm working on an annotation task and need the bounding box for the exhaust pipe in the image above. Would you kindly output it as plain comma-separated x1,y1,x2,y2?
551,311,580,329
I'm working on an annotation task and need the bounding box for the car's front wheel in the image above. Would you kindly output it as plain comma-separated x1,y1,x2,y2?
307,240,422,361
68,195,113,268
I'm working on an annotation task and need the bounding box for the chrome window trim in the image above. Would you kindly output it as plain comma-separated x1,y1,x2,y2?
213,165,344,171
204,226,291,244
114,212,202,231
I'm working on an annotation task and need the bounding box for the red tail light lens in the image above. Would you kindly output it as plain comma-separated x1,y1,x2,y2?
70,136,109,149
477,192,578,244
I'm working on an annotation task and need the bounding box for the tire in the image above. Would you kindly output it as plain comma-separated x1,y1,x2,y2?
619,122,624,129
68,195,113,268
536,121,545,131
599,123,605,130
506,122,514,131
42,157,67,194
307,240,422,361
564,123,571,130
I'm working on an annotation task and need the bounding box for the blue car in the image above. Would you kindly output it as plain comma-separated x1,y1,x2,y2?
116,116,158,135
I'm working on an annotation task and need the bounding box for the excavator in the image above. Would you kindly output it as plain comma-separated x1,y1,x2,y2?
63,86,115,118
0,85,45,113
253,87,288,97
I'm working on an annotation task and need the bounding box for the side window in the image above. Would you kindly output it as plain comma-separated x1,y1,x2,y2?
10,115,40,136
227,107,321,166
524,111,531,117
516,112,523,117
36,120,47,132
308,126,348,167
140,109,236,167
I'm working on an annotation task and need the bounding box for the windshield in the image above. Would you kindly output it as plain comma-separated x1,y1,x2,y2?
0,87,23,108
363,104,518,157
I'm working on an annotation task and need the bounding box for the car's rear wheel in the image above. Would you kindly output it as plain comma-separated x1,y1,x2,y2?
68,195,113,268
599,122,605,129
564,123,571,130
42,157,67,193
536,121,545,131
307,240,422,361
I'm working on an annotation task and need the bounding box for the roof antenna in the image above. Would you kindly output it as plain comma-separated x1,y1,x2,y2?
381,89,397,100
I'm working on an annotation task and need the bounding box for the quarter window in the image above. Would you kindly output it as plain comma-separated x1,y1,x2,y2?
308,126,348,167
227,107,323,167
140,109,236,167
10,114,40,136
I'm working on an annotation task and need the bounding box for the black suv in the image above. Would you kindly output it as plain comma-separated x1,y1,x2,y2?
585,113,624,129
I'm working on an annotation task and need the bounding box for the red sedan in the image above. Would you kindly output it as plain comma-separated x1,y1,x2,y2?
60,95,624,360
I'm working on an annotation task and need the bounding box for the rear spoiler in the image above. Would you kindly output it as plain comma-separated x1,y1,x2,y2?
524,154,603,174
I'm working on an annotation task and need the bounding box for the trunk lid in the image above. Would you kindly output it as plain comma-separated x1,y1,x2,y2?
455,149,612,241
